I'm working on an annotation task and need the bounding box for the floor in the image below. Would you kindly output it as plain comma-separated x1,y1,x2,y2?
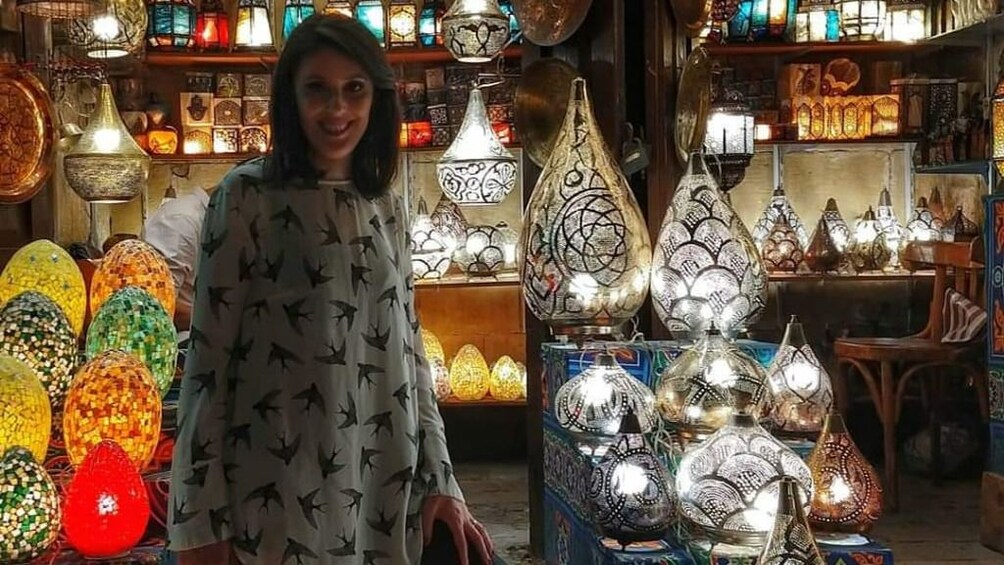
456,462,1003,565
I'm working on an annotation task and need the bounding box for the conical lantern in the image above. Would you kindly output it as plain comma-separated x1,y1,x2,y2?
807,411,883,533
928,187,946,223
848,206,891,272
752,185,810,249
905,196,943,242
421,327,446,365
521,78,652,336
943,206,979,242
437,87,517,205
490,355,524,400
767,315,833,435
0,355,51,463
0,291,78,408
0,447,60,563
821,198,851,252
442,0,509,63
411,199,453,280
875,187,905,267
651,152,767,339
63,82,150,203
761,214,805,273
449,344,490,401
431,193,468,255
89,239,176,318
804,215,841,273
0,239,87,336
758,476,825,565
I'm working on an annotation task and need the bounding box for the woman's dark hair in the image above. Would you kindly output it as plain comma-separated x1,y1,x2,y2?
264,15,400,198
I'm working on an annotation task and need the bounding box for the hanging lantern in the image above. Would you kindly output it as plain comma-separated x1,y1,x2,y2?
994,66,1004,177
905,196,942,242
489,355,524,401
875,187,906,266
651,152,767,340
16,0,96,18
795,0,840,42
437,87,518,205
750,0,793,38
355,0,386,46
0,292,78,409
761,214,806,273
654,327,770,442
767,315,833,435
322,0,352,17
195,0,230,50
421,328,446,365
839,0,886,40
589,409,674,546
676,411,814,544
759,477,826,565
442,0,509,63
884,0,926,42
807,411,883,533
89,239,177,319
67,0,148,58
454,223,517,276
234,0,274,49
703,80,755,193
411,199,453,280
848,206,891,271
0,446,60,563
282,0,315,40
63,440,150,558
0,239,87,336
63,350,163,469
0,355,51,464
63,82,150,202
385,0,418,47
418,0,445,45
521,78,652,336
449,344,490,401
146,0,196,49
804,215,842,273
555,353,658,456
433,359,452,401
821,197,852,251
497,0,519,36
752,185,810,250
431,193,468,255
943,206,979,242
86,286,178,397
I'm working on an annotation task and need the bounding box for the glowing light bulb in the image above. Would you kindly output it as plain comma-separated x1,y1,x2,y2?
612,462,648,496
826,476,851,504
705,358,736,387
93,14,121,40
582,374,614,407
569,273,599,302
785,361,818,392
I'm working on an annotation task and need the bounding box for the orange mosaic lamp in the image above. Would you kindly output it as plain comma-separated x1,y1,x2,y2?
489,355,524,401
807,411,883,533
0,355,51,463
89,239,176,319
0,239,87,336
62,350,162,470
449,344,490,401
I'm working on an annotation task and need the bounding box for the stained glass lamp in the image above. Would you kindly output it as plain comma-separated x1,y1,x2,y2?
807,411,883,533
589,409,674,546
355,0,386,46
676,411,814,544
146,0,196,49
498,0,519,36
703,83,755,193
0,355,51,463
767,316,833,435
489,355,524,401
437,87,518,205
433,359,451,401
554,353,658,456
322,0,352,17
848,206,891,272
840,0,886,40
421,327,446,365
442,0,509,63
89,239,176,319
822,197,852,251
751,0,793,38
761,214,806,273
411,199,452,280
282,0,314,40
795,0,840,42
386,0,417,48
67,0,147,58
449,344,490,401
0,446,60,563
752,185,809,250
0,239,87,337
195,0,229,50
0,291,78,408
431,194,468,255
63,350,163,469
759,477,825,565
884,0,926,42
905,196,943,242
63,440,150,558
418,0,445,46
234,0,274,49
875,187,905,267
455,223,517,276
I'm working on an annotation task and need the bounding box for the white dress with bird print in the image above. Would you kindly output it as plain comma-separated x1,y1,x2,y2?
167,158,464,564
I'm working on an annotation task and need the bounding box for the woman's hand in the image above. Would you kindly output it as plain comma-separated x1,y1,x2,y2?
176,540,233,565
422,495,494,565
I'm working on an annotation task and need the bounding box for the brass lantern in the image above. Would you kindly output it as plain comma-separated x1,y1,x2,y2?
821,197,852,251
67,0,147,58
703,79,755,193
759,477,825,565
442,0,509,63
386,0,418,48
761,214,806,274
767,315,833,435
847,206,891,272
905,196,943,242
807,411,883,533
875,187,906,266
752,185,809,250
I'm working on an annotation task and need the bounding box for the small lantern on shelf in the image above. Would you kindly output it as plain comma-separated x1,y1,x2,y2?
355,0,386,46
761,215,806,273
905,196,943,241
795,0,840,42
449,344,491,401
90,239,176,318
322,0,352,17
421,327,446,365
942,206,979,242
489,355,524,401
282,0,315,41
839,0,887,40
822,197,852,251
418,0,445,45
876,187,906,266
0,239,87,337
0,355,51,464
884,0,926,42
848,206,892,271
751,0,793,39
804,215,843,273
993,52,1004,177
703,77,755,193
0,291,78,409
807,411,883,533
386,0,418,48
766,315,833,435
234,0,274,50
146,0,196,49
195,0,229,50
870,94,900,136
442,0,509,63
411,199,453,280
431,194,468,255
454,223,517,276
752,185,809,250
0,446,61,563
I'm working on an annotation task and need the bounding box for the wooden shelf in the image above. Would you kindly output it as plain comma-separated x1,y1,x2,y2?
704,40,918,58
769,270,936,282
438,397,527,408
924,15,1004,47
150,144,521,165
416,272,520,288
144,45,522,67
914,160,990,177
758,137,920,148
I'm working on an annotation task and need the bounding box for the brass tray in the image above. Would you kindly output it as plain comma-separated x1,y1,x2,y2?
0,65,56,204
512,0,593,47
514,58,580,167
671,0,715,37
675,47,712,165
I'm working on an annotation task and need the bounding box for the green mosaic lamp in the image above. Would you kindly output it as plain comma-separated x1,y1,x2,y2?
0,446,61,563
85,286,177,397
0,291,78,408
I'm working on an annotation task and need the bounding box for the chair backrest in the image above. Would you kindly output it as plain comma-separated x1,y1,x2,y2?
901,238,984,341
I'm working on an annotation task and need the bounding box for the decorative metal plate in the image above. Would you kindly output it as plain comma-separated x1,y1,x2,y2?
512,0,593,47
514,57,579,167
0,65,55,204
671,0,715,37
674,47,712,165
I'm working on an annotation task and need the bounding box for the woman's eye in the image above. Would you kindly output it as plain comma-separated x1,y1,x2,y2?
347,81,366,93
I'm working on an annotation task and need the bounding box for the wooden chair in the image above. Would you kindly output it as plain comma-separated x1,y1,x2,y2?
833,239,990,512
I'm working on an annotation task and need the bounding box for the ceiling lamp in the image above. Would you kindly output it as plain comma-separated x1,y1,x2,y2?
703,80,755,193
752,184,809,250
442,0,509,63
146,0,197,49
759,476,826,565
905,196,943,242
0,355,51,464
234,0,274,49
449,344,490,401
875,187,905,266
411,199,453,280
67,0,147,58
437,87,517,205
807,411,883,533
848,206,891,272
761,214,806,274
16,0,96,18
0,446,61,563
454,223,518,276
89,239,176,319
766,315,833,435
0,239,87,337
0,291,77,409
821,197,852,251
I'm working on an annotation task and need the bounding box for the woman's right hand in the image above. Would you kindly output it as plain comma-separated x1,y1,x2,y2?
176,541,233,565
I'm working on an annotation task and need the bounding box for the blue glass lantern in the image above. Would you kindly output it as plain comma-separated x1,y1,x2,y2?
355,0,385,46
729,0,754,40
146,0,196,49
795,0,840,41
498,0,520,38
283,0,315,40
750,0,795,39
418,0,444,46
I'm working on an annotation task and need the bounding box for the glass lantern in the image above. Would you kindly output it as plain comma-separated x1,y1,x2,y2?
0,291,78,409
449,344,490,401
234,0,274,49
89,239,177,319
0,355,51,464
821,197,852,251
839,0,886,40
386,0,418,47
884,0,926,42
442,0,509,63
905,196,943,241
759,477,826,564
807,411,883,533
795,0,840,42
703,82,755,193
761,215,806,273
431,193,468,255
282,0,315,40
752,185,809,250
418,0,445,45
454,223,517,276
766,315,833,435
497,0,519,36
355,0,386,46
750,0,794,39
67,0,147,58
0,239,87,337
195,0,229,50
848,206,891,271
146,0,196,49
0,446,61,563
411,199,452,280
322,0,352,16
489,355,524,401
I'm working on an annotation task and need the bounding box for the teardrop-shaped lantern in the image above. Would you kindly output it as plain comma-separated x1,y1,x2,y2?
421,327,446,365
875,188,905,266
63,440,150,558
411,199,453,280
442,0,509,62
804,215,841,273
489,355,523,401
654,327,769,442
821,198,852,251
0,355,51,463
651,152,767,339
758,477,825,565
943,206,979,242
431,193,468,255
905,196,943,242
90,239,176,318
761,214,805,273
86,286,178,397
0,291,78,408
437,88,517,205
0,239,87,336
766,315,833,435
0,446,60,563
589,409,674,545
676,411,814,544
848,206,891,272
928,187,946,223
807,411,883,533
520,78,652,336
63,82,150,203
449,344,490,401
752,185,810,249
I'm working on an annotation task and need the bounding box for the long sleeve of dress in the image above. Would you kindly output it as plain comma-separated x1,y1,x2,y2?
168,176,253,551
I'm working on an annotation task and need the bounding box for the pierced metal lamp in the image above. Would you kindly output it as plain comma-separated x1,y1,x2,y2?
67,0,147,58
761,214,806,274
752,184,809,250
807,411,883,533
875,187,905,266
905,196,943,242
703,80,755,193
848,206,891,271
454,223,517,276
822,197,852,252
411,199,452,280
767,315,833,435
431,193,468,255
442,0,509,63
759,477,825,565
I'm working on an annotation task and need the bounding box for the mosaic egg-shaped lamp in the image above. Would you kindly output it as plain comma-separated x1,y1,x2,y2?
0,291,78,408
490,355,524,401
89,239,176,319
0,355,51,463
0,239,87,336
449,344,490,401
767,315,833,435
63,440,150,558
0,446,61,563
676,411,814,544
421,327,446,365
85,286,178,397
807,411,883,533
63,350,162,469
433,359,452,402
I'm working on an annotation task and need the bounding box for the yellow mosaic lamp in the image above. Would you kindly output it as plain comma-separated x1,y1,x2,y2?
0,446,61,563
0,291,78,408
86,287,178,397
0,239,87,336
421,327,446,365
0,355,51,463
63,350,162,469
89,239,176,319
449,344,490,401
490,355,524,401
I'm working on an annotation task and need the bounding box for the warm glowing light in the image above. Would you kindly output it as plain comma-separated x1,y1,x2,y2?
807,412,883,533
766,316,833,434
0,355,51,463
0,240,87,336
489,355,524,401
421,328,446,365
90,239,176,319
0,446,60,563
449,344,490,401
93,14,120,39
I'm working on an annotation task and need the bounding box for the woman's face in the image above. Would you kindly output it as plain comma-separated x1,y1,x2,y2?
294,48,374,179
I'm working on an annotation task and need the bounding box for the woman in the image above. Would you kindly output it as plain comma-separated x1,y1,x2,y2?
168,15,493,565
